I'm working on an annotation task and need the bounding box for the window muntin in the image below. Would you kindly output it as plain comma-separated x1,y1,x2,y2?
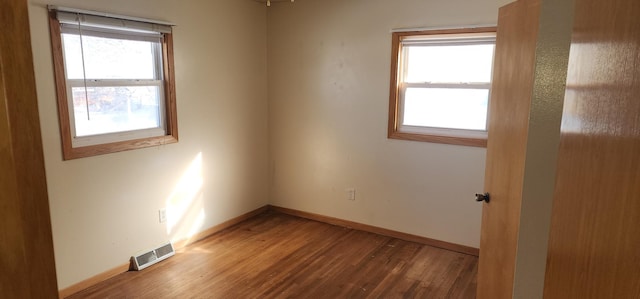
49,8,178,159
388,28,496,147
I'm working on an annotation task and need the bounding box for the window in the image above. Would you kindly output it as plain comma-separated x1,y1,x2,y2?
388,28,496,147
48,7,178,159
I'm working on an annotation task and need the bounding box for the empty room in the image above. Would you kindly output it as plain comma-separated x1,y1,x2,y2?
2,0,639,298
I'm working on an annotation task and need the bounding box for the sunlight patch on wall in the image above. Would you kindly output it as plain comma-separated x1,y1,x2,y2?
165,152,206,245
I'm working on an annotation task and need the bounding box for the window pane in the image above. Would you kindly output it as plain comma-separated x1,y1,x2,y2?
403,88,488,130
72,86,162,137
405,44,494,83
62,33,157,80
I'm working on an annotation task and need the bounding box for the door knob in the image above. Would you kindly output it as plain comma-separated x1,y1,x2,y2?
475,192,490,203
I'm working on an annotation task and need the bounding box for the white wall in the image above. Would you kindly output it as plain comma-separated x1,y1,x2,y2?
28,0,268,289
267,0,512,248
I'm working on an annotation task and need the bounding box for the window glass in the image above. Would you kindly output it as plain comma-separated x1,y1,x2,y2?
62,33,158,80
403,88,489,130
71,86,162,137
405,44,494,83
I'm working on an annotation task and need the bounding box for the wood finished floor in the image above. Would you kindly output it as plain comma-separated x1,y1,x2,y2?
68,211,477,298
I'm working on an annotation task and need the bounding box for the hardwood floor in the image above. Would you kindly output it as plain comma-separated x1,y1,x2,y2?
68,211,477,298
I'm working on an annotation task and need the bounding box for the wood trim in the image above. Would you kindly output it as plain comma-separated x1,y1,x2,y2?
387,26,496,148
391,26,498,38
172,206,270,250
58,263,130,298
48,10,74,159
162,32,179,142
59,205,270,298
388,131,487,147
47,12,179,160
388,29,402,138
269,205,479,256
59,135,178,160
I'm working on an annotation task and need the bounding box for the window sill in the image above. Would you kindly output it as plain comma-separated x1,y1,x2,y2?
61,135,178,160
388,131,487,147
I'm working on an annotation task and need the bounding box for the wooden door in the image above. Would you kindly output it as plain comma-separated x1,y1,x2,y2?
476,0,541,298
0,0,58,297
543,0,640,297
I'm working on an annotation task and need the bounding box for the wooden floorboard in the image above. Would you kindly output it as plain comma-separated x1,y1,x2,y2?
67,211,477,298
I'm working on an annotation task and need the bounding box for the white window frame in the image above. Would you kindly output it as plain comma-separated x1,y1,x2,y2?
388,27,496,147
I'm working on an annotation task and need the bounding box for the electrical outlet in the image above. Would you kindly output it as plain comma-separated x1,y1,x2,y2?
159,208,167,223
346,188,356,201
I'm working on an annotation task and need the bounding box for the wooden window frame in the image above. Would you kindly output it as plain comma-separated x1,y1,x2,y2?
388,27,496,147
48,11,178,160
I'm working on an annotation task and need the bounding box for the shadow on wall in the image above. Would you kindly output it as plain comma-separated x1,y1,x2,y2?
164,152,206,247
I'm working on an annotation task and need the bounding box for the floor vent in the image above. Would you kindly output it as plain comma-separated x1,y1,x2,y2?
130,242,175,271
